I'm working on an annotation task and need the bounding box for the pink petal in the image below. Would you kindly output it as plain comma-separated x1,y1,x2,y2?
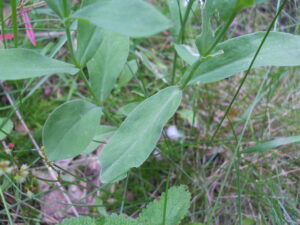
21,9,36,46
0,33,14,41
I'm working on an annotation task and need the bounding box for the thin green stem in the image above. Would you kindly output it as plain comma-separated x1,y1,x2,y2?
204,13,236,56
64,19,101,106
171,0,195,85
180,58,203,89
162,169,171,225
62,0,69,18
0,187,13,225
120,175,129,214
79,69,101,106
0,0,7,48
209,0,287,145
10,0,18,48
206,0,287,223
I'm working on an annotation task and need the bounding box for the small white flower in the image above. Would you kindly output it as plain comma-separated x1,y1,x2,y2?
15,164,29,183
166,125,182,140
0,161,13,176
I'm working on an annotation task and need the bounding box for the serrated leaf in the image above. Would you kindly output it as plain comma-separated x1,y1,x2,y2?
138,186,191,225
45,0,71,18
186,32,300,85
43,100,102,161
0,49,78,80
0,118,13,140
99,86,182,183
87,31,129,103
241,136,300,154
71,0,172,37
59,216,96,225
83,125,116,154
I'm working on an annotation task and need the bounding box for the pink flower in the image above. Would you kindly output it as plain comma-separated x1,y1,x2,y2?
0,33,14,41
21,9,36,46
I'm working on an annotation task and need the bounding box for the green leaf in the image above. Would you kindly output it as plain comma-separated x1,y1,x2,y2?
186,32,300,85
87,31,129,103
0,118,13,140
76,0,104,67
187,224,206,225
118,60,139,88
76,23,104,67
174,44,198,65
138,186,191,225
241,136,300,154
45,0,71,18
59,216,96,225
98,214,140,225
116,102,140,117
99,86,182,183
178,109,198,127
71,0,172,37
196,0,254,55
0,49,78,80
83,126,116,154
43,100,102,161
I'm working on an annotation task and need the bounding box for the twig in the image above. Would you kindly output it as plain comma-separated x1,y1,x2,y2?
0,81,79,217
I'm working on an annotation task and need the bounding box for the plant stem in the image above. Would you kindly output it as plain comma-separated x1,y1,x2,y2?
204,13,236,56
206,0,288,223
0,187,13,225
162,169,171,225
64,19,101,106
62,0,69,18
0,0,7,48
171,0,195,85
209,0,287,144
10,0,18,48
179,57,203,89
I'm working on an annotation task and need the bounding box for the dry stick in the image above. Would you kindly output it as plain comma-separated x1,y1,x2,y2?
0,82,79,217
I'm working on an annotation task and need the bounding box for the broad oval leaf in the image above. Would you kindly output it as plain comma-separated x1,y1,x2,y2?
0,49,78,80
71,0,172,37
186,32,300,85
87,31,129,103
0,117,13,140
138,186,191,225
99,86,182,183
43,100,102,161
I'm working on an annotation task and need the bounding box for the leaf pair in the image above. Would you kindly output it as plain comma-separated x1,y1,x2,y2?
59,186,191,225
177,32,300,86
44,86,182,186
